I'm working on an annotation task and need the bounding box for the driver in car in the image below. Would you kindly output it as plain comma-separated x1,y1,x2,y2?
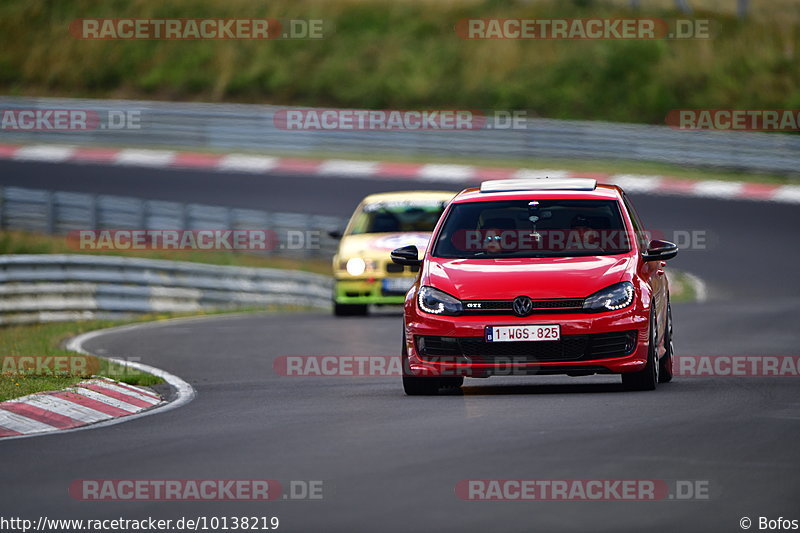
568,214,601,251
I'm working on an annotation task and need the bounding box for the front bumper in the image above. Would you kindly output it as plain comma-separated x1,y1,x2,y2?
334,278,411,305
404,306,649,377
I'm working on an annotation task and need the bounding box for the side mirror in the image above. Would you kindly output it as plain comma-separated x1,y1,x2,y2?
328,229,343,240
391,245,422,266
642,239,678,262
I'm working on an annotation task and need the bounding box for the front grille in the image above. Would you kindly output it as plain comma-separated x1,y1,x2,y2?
386,263,420,274
416,330,637,363
462,298,585,315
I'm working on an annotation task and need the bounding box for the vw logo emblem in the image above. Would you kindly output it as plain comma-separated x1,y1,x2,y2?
512,296,533,317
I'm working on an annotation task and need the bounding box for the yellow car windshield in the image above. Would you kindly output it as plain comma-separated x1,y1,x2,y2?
348,200,446,235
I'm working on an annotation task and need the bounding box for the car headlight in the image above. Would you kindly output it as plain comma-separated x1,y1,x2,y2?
346,257,367,276
418,286,463,316
583,282,634,312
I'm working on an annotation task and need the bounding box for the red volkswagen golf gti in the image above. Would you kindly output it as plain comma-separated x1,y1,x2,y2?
391,178,678,395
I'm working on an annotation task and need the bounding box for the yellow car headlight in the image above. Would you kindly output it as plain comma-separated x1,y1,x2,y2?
346,257,367,276
341,257,379,276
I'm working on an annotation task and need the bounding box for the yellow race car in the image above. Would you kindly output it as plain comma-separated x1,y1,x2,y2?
331,190,454,316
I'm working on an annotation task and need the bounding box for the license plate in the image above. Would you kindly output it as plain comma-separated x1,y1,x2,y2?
382,277,415,293
485,324,561,342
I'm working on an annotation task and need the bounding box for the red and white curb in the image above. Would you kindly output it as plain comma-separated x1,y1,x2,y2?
0,318,198,440
0,377,162,438
2,142,799,204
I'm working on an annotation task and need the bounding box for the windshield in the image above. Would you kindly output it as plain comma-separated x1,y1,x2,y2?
432,199,631,258
348,199,447,235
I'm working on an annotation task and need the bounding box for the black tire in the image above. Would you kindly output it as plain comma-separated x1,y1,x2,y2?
622,311,658,391
402,375,464,395
658,303,674,383
333,302,368,316
401,329,462,395
403,375,443,395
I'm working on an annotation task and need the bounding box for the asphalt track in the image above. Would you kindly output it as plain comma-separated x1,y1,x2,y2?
1,159,799,532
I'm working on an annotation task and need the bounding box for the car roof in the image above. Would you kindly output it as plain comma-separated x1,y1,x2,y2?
451,183,623,203
361,190,456,204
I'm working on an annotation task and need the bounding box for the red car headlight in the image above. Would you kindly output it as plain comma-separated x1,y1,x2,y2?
583,282,634,312
418,286,463,316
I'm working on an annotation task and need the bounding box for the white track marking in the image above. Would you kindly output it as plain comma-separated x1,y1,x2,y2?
2,143,796,203
692,180,745,199
318,159,378,176
114,149,175,166
13,145,75,162
772,185,800,204
217,154,278,172
606,174,662,193
418,164,476,182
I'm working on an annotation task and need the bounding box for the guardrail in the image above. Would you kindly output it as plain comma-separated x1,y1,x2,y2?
0,185,346,258
1,96,798,175
0,255,333,325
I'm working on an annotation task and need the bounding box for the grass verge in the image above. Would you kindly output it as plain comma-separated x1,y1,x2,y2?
667,270,697,303
1,0,798,126
0,318,162,402
0,230,332,275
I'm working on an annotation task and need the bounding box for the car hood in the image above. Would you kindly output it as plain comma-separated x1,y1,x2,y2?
337,232,432,260
425,255,634,300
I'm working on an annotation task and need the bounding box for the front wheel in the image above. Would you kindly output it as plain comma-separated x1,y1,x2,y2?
403,375,442,395
401,329,462,395
402,375,464,396
658,303,674,383
622,312,658,391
